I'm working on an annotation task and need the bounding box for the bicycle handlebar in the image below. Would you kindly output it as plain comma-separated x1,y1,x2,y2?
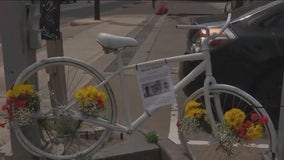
176,13,232,41
211,13,232,40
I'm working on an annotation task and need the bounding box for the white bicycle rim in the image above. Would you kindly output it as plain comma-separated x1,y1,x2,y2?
12,57,117,160
179,84,277,160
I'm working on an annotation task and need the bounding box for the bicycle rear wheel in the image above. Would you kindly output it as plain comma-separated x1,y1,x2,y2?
178,84,276,160
12,57,117,160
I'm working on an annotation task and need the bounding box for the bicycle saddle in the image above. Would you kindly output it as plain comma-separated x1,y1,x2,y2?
96,33,138,51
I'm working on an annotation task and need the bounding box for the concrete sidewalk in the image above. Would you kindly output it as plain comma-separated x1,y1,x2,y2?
0,1,225,159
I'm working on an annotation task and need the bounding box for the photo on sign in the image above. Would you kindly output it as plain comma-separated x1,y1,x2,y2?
142,79,171,98
137,65,177,110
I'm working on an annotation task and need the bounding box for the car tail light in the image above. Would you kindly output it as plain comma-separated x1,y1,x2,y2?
209,38,230,48
199,28,236,49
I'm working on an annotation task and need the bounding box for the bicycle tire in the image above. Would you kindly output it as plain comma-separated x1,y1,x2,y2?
178,84,276,160
12,57,117,160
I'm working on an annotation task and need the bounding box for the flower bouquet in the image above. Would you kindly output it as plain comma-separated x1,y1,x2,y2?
75,85,107,117
178,100,213,134
178,100,269,156
1,84,39,127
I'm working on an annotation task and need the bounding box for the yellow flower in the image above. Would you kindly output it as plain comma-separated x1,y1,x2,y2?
86,85,98,94
184,100,206,118
185,101,202,110
185,108,206,118
224,108,246,128
6,84,35,98
246,124,263,140
75,85,107,107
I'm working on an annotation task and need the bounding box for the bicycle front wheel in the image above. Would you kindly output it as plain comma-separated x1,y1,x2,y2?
178,84,276,160
12,57,117,160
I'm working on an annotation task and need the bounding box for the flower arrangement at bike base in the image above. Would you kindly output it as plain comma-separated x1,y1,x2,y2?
75,85,107,117
1,84,39,127
1,84,107,127
178,100,269,156
0,84,108,158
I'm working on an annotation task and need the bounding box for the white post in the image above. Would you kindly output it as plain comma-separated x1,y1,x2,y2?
0,1,39,159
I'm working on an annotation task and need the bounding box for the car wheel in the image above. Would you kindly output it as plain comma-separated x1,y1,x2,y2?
252,69,283,128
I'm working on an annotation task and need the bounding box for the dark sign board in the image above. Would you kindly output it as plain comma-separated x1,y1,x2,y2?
40,0,60,40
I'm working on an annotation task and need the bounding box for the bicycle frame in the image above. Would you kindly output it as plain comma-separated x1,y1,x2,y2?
92,46,222,134
89,13,233,135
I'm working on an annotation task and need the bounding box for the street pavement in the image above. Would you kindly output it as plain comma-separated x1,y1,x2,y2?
0,1,225,159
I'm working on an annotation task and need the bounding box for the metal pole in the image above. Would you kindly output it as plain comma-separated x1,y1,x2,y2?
40,0,67,107
94,0,100,20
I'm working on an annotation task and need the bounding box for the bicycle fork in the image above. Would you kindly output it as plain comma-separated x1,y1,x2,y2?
202,41,224,134
203,76,224,134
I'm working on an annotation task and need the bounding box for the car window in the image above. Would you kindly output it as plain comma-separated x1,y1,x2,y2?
261,13,282,28
258,6,284,28
231,1,270,19
232,1,283,22
236,3,284,29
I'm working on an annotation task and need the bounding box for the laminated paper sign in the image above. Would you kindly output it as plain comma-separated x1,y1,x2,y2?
137,65,177,110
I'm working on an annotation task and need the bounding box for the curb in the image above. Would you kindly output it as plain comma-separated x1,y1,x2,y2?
70,18,104,26
90,130,187,160
158,139,189,160
92,131,160,160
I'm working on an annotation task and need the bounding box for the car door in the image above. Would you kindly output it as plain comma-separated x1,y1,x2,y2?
234,9,281,64
272,8,284,57
247,5,284,127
